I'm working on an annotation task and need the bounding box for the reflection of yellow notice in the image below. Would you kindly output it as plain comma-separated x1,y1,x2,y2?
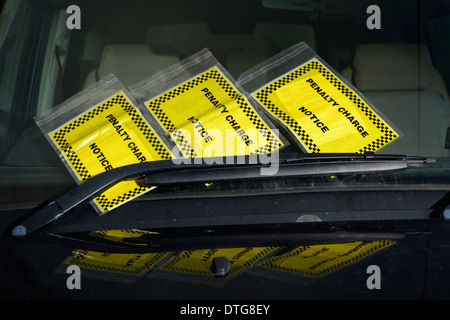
160,247,277,276
144,67,283,158
66,249,169,276
252,58,400,153
259,240,395,277
49,91,173,213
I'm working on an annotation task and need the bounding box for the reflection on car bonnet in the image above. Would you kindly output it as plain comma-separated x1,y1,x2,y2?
237,42,402,154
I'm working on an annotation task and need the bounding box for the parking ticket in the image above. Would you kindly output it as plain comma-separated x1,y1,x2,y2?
130,49,286,162
144,66,284,158
46,90,174,214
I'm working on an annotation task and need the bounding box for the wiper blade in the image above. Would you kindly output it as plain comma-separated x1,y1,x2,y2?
11,152,429,237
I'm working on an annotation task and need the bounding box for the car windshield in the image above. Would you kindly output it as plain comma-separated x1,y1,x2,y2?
2,0,450,301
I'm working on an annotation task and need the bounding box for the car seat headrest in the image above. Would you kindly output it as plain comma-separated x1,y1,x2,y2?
352,43,434,91
97,44,179,86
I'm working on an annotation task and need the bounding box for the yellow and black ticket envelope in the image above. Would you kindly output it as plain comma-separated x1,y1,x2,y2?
65,249,169,277
35,75,176,214
238,42,402,154
130,49,286,160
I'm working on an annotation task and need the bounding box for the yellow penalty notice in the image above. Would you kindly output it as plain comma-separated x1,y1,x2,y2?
49,91,173,213
144,67,284,158
252,58,400,153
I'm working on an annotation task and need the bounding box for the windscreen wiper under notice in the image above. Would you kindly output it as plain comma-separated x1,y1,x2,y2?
11,152,430,237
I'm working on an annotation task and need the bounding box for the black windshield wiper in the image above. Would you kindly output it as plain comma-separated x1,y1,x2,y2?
11,152,430,237
143,153,430,186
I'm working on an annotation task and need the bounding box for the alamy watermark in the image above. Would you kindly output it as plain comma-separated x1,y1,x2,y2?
366,265,381,290
66,5,81,30
66,265,81,290
66,4,381,31
169,126,281,176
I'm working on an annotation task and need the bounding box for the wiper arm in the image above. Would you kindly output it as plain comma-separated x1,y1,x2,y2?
11,152,429,237
144,153,430,186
